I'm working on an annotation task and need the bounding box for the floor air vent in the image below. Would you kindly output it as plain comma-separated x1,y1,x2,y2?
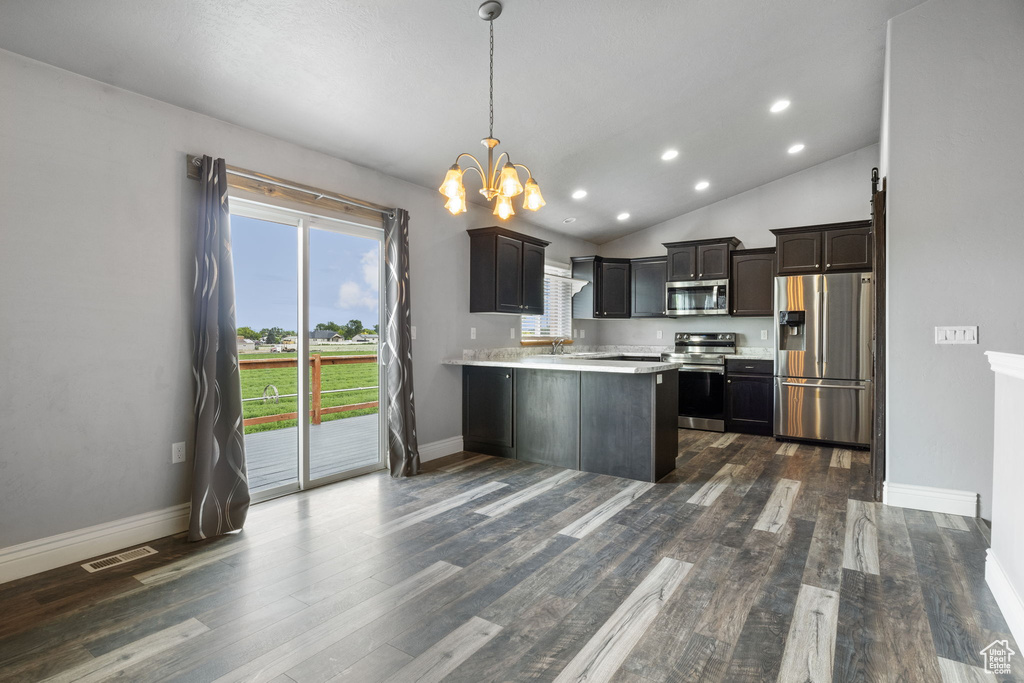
82,546,158,573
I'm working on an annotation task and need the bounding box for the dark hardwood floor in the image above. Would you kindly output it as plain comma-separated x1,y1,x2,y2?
0,431,1020,682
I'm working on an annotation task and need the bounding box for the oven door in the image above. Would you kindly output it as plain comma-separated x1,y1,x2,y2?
666,279,729,316
678,364,726,431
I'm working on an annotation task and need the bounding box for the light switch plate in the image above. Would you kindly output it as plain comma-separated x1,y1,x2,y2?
656,330,663,340
510,327,516,339
761,329,769,340
935,326,978,344
580,329,585,339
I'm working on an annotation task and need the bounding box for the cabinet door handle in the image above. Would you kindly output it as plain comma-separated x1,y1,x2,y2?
826,263,831,268
727,379,732,384
505,374,511,379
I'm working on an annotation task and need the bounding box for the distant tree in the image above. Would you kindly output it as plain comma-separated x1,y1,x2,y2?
373,324,379,335
315,321,342,332
262,326,286,344
342,319,363,340
236,326,259,340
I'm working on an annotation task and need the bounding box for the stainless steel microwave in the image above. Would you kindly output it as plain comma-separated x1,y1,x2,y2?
666,279,729,316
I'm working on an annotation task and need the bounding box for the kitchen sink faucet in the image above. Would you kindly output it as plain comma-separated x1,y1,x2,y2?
550,338,565,355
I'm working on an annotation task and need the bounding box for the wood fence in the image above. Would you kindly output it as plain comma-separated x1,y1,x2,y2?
238,354,378,427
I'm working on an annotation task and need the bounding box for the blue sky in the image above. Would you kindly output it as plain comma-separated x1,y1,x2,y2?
230,215,380,333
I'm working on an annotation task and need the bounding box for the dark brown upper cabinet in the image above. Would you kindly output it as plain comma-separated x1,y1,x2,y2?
631,256,667,318
730,247,776,317
468,227,549,314
571,256,631,319
663,237,741,281
824,227,873,272
772,220,872,275
666,245,697,281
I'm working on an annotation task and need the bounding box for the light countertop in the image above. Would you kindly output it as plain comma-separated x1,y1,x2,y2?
441,356,683,375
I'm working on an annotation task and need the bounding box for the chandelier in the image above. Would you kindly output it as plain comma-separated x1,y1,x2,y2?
438,0,545,220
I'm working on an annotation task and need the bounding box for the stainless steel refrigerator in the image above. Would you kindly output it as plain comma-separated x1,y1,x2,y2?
774,272,873,446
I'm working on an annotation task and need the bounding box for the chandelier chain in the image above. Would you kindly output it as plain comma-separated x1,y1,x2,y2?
489,19,494,139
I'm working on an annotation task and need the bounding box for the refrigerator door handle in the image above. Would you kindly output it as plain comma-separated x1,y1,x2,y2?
822,288,829,374
817,288,824,376
780,382,867,390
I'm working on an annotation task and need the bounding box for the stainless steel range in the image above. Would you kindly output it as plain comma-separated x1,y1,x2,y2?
662,332,736,431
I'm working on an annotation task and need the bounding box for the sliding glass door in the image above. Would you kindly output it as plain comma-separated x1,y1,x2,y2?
307,226,382,483
230,200,385,500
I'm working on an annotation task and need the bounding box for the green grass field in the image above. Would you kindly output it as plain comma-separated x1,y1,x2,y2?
239,345,379,434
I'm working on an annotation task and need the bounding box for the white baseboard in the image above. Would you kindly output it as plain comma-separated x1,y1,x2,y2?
0,503,191,585
987,549,1024,647
418,435,465,463
883,481,978,517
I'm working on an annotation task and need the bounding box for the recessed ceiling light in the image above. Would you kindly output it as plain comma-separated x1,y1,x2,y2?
571,189,587,199
563,217,577,224
788,143,805,154
770,99,791,113
694,180,710,191
661,149,679,161
617,212,630,221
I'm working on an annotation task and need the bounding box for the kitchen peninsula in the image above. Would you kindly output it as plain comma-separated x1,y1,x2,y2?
443,354,679,483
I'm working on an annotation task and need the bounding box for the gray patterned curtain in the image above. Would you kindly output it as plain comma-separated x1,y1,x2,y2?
189,155,250,540
383,209,420,477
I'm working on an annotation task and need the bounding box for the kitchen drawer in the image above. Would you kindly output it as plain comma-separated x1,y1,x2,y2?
725,358,773,375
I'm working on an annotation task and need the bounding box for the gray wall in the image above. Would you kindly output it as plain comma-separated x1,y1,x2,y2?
593,145,878,348
884,0,1024,519
0,49,597,548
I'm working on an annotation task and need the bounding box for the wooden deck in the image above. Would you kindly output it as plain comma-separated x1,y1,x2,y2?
244,414,381,491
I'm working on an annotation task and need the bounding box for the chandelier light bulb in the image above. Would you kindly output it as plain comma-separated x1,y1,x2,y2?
523,178,546,211
498,162,524,198
493,195,515,220
444,185,467,215
438,165,464,199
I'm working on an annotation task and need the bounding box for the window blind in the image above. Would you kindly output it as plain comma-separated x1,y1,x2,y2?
522,265,575,338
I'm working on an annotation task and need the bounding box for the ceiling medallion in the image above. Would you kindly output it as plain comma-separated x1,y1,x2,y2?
438,1,545,220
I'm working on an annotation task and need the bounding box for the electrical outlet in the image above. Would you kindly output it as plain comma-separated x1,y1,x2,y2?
470,327,476,340
761,329,769,340
656,374,663,384
411,326,416,340
580,329,586,339
935,326,978,344
573,329,578,338
171,442,186,464
510,327,516,339
656,330,663,340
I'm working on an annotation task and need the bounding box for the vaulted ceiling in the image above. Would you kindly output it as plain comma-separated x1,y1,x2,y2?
0,0,922,243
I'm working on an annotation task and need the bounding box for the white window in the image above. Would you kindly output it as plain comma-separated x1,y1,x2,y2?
521,264,576,339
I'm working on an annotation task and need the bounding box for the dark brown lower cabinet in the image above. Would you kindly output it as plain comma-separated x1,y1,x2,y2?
462,366,515,458
461,366,677,482
725,358,773,436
